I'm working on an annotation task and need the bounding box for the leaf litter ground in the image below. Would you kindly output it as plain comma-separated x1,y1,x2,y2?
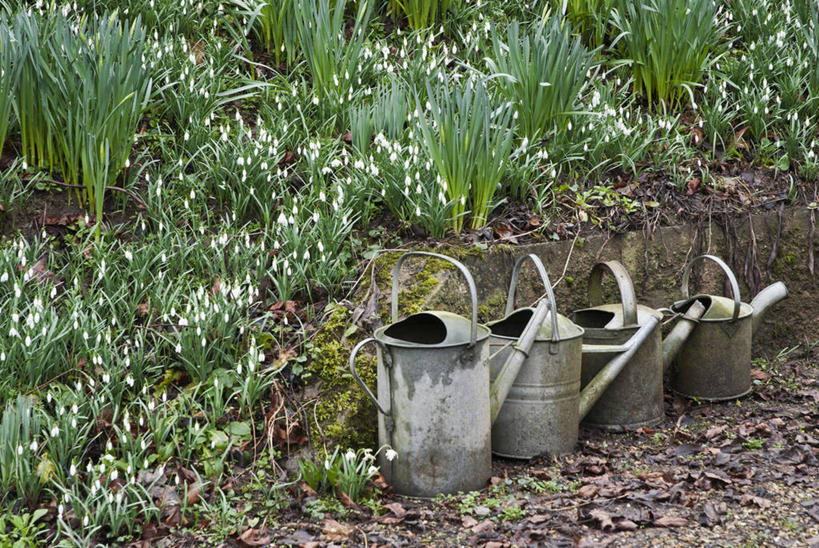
175,347,819,548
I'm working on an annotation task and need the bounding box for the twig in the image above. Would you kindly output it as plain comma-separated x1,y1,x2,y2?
23,367,80,396
547,493,630,512
35,178,147,210
766,202,784,281
547,229,580,291
809,207,815,278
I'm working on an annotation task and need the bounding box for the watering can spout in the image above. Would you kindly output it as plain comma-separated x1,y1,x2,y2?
489,299,551,424
577,315,660,421
750,281,788,335
661,300,707,372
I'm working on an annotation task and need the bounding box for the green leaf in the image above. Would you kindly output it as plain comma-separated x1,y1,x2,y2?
35,455,56,485
227,421,252,439
209,429,230,450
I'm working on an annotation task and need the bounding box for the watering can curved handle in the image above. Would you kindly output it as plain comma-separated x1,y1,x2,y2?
505,254,560,343
588,261,638,327
391,251,479,347
349,337,392,418
681,254,741,322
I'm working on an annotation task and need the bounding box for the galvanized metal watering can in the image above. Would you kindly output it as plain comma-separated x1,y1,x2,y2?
570,261,664,431
487,254,584,458
488,255,660,457
666,255,788,401
349,252,550,497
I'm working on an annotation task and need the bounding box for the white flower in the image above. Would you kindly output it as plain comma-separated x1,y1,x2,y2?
385,448,398,461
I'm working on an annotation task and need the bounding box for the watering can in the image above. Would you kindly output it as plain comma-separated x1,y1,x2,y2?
488,255,660,457
665,254,788,401
348,252,551,497
570,261,664,431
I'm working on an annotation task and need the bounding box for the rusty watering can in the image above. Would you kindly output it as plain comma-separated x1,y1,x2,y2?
488,255,660,457
570,261,664,431
665,254,788,401
348,252,551,497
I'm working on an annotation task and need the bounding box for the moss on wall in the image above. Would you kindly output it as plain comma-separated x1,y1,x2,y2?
308,307,378,451
306,252,453,452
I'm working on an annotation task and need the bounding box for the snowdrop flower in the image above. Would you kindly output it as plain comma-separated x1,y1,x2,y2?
385,448,398,461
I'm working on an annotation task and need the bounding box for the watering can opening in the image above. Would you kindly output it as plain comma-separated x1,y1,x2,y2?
572,309,616,329
672,295,753,321
491,308,537,337
383,313,448,345
490,308,584,341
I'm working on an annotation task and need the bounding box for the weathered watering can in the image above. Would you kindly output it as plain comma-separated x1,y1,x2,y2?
570,261,664,431
488,255,660,457
349,252,551,497
666,254,788,401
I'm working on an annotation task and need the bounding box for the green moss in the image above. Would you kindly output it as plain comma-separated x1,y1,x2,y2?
306,254,453,451
307,307,378,451
479,292,508,323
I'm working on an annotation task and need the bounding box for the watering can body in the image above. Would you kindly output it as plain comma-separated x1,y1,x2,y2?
668,255,788,401
487,255,585,458
571,262,664,431
349,252,492,497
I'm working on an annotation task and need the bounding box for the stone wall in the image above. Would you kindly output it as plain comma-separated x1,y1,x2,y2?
422,207,816,354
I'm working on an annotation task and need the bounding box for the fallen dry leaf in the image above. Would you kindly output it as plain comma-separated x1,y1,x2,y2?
589,509,615,532
494,223,518,243
237,527,272,547
186,483,201,505
654,515,692,527
321,518,353,542
576,484,598,498
740,495,772,508
384,502,406,518
751,369,771,382
470,520,495,535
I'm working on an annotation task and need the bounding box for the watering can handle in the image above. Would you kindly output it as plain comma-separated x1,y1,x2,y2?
349,338,392,418
505,254,560,343
391,251,479,347
588,261,639,327
681,255,741,322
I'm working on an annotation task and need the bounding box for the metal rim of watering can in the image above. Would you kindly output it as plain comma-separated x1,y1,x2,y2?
504,254,561,344
681,255,741,322
587,261,639,327
349,337,393,422
390,251,480,347
672,386,752,402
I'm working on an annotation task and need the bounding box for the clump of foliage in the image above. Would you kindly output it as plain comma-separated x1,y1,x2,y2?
487,16,596,140
610,0,725,110
415,75,516,232
9,11,151,235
